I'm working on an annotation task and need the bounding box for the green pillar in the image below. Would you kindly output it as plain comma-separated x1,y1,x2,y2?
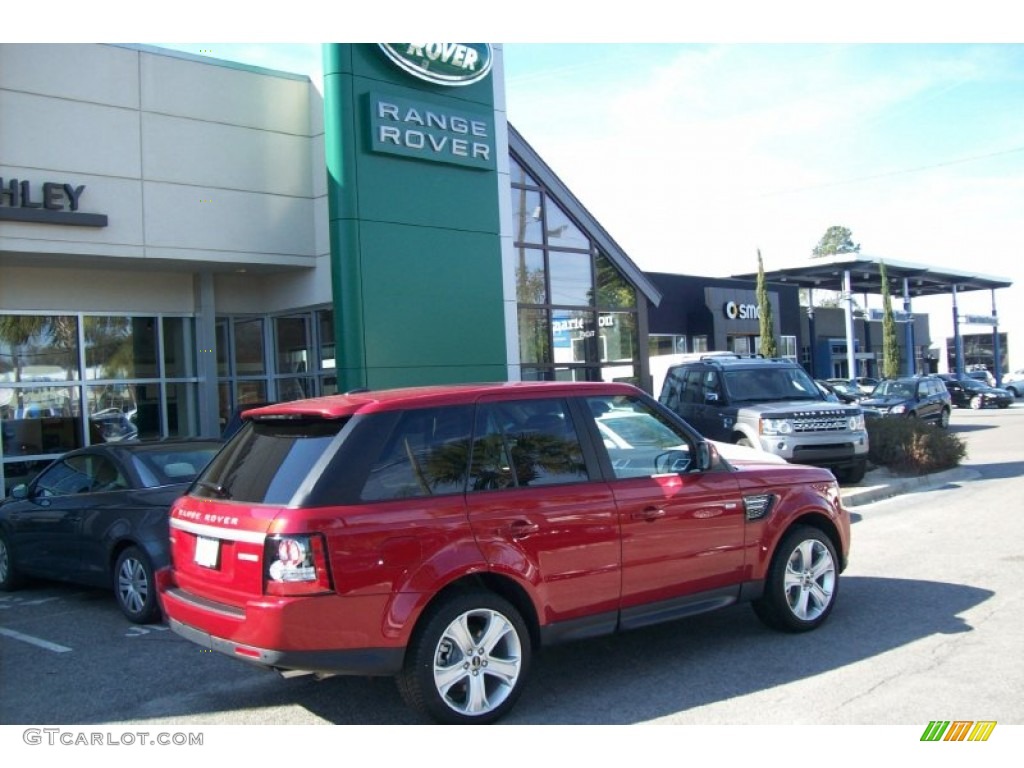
322,44,508,391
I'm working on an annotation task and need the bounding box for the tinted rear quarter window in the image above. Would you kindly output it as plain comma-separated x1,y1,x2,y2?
360,406,473,501
195,419,346,504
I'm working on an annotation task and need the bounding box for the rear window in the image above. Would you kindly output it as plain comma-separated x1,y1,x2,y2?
130,446,221,487
193,418,347,505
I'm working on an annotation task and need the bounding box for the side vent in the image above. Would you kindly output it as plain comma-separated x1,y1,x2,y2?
743,493,775,521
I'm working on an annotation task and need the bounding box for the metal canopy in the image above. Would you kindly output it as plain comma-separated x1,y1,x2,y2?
731,254,1012,297
730,254,1013,381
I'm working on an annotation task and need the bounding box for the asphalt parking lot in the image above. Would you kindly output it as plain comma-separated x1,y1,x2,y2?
1,402,1021,729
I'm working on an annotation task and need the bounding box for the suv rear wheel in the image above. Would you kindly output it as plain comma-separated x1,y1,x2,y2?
753,526,838,633
398,590,531,724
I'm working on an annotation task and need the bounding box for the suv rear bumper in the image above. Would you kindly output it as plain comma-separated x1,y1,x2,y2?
168,616,405,676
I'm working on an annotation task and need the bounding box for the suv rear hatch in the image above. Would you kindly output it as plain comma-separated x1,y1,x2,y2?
168,413,350,607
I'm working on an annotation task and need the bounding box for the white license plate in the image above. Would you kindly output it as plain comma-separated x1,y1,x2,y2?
194,536,220,568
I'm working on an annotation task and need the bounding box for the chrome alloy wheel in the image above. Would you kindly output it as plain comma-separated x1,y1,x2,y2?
783,538,836,622
432,608,523,717
117,554,150,615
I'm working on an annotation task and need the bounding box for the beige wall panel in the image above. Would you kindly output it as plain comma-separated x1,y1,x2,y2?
142,113,313,197
141,182,316,258
0,44,139,109
0,266,194,313
140,53,312,136
0,91,142,178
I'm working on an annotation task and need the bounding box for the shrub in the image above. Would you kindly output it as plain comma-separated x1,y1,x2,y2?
867,417,967,475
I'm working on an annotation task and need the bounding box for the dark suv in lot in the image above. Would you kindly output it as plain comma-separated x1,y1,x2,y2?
658,355,869,483
158,381,850,724
860,376,952,427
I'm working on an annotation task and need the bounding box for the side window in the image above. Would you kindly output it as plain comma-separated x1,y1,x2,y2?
660,369,683,410
703,371,721,400
89,456,127,491
682,369,704,404
36,455,93,496
360,406,473,501
586,395,695,479
468,398,588,491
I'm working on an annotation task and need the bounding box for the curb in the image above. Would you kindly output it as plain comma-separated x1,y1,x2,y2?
840,465,980,507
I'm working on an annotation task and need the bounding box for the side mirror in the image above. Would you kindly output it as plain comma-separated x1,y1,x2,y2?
11,484,29,500
704,392,720,404
695,441,713,472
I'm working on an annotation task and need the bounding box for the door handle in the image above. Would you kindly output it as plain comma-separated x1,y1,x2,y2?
504,520,540,538
631,507,665,522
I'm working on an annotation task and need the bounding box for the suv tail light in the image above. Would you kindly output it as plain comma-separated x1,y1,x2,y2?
264,534,333,596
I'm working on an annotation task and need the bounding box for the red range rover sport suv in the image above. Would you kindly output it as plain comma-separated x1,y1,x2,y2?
157,381,851,724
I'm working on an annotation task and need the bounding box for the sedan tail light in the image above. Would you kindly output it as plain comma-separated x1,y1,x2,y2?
264,534,333,596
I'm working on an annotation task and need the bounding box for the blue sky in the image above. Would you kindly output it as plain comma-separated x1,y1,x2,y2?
11,1,1024,366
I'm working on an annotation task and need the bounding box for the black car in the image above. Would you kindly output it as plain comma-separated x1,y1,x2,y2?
0,439,222,623
860,376,952,428
944,378,1014,409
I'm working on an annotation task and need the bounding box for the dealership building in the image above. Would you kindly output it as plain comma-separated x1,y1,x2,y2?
0,43,978,495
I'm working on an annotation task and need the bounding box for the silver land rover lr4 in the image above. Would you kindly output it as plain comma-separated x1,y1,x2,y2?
659,354,869,483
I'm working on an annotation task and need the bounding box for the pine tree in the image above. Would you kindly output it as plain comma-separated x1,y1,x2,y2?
757,249,778,358
880,261,901,378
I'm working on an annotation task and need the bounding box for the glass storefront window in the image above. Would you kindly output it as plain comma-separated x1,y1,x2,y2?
511,187,543,245
510,156,539,187
166,382,199,437
277,377,312,402
317,310,335,370
517,309,550,365
595,252,636,309
1,385,83,458
236,380,268,407
0,315,80,383
234,319,265,376
599,312,637,363
164,317,196,378
692,336,709,353
544,200,588,250
601,364,639,386
515,247,546,305
549,252,593,307
216,320,230,378
552,309,595,365
275,315,310,375
86,384,139,442
85,316,158,379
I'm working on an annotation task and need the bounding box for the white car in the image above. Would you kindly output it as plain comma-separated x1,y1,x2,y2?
1001,369,1024,398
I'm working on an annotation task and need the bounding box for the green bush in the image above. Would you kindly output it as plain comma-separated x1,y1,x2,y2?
867,417,967,475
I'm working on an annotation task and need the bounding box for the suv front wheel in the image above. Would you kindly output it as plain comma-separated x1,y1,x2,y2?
398,590,532,724
753,526,839,633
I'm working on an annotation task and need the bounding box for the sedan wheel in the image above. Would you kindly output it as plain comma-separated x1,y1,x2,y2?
0,534,24,591
754,526,839,632
398,591,531,724
114,547,159,624
939,408,950,429
970,395,983,410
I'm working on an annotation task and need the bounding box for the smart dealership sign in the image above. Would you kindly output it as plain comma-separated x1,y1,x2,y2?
369,44,497,170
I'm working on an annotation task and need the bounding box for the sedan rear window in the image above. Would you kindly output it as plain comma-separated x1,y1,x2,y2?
194,418,347,505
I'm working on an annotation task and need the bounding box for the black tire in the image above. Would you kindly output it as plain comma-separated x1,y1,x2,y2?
970,396,983,410
939,408,951,429
0,532,25,591
753,526,839,633
397,590,531,724
736,437,756,449
114,546,160,624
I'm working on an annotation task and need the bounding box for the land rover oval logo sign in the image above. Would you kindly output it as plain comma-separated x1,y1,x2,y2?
378,44,493,87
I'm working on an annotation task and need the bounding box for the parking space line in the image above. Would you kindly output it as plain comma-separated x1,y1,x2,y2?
0,627,73,653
